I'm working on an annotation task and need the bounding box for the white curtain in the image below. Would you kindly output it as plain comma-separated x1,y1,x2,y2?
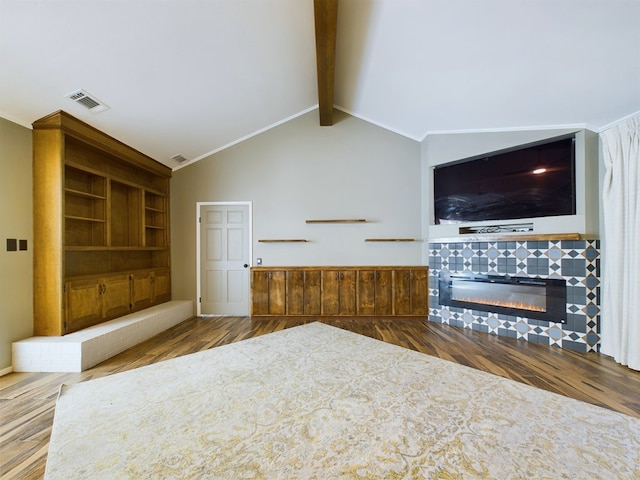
600,115,640,370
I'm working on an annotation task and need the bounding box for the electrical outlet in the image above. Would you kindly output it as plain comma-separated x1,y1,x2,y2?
6,239,17,251
256,257,262,265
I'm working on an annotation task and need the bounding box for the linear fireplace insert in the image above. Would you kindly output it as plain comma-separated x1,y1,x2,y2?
439,271,567,323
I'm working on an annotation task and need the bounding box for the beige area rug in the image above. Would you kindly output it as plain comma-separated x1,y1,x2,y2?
46,322,640,479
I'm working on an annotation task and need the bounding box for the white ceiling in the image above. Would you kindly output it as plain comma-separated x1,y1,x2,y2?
1,0,639,170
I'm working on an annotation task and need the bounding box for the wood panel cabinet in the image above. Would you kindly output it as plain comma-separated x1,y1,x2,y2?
251,270,286,315
286,270,305,315
65,274,131,333
302,270,321,315
393,268,429,315
250,266,428,317
33,111,172,335
131,268,171,310
358,269,392,315
322,270,357,315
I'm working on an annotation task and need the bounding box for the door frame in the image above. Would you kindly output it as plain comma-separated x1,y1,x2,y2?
195,201,253,316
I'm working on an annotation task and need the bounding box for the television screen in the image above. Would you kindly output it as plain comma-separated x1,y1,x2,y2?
433,136,576,224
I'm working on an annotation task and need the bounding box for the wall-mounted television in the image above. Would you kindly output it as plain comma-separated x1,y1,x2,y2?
433,135,576,225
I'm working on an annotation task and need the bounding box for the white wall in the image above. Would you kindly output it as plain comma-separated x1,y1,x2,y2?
170,110,423,305
0,118,33,372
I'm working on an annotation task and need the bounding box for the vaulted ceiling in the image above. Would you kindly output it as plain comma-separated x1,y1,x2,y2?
1,0,638,169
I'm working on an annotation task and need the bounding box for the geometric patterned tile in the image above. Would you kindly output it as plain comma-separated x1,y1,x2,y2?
428,238,600,353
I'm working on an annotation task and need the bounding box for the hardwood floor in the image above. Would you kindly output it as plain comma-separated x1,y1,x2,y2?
2,316,640,479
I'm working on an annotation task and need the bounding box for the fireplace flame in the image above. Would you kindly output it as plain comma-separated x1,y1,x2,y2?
453,296,546,312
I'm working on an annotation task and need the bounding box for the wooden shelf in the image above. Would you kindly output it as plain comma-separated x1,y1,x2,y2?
65,215,106,223
365,238,415,242
258,239,309,243
428,233,588,243
65,188,106,200
65,246,169,251
306,219,367,224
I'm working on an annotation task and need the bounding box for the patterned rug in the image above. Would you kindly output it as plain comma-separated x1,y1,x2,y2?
45,322,640,479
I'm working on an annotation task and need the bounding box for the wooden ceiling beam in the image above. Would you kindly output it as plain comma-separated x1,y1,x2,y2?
313,0,338,126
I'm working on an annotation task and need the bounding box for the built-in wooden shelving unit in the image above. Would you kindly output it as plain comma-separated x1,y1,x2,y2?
33,110,172,336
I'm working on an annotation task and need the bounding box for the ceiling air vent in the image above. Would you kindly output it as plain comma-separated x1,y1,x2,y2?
171,154,188,163
65,89,110,113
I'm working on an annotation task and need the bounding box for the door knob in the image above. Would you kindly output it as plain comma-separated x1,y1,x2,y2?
244,264,249,268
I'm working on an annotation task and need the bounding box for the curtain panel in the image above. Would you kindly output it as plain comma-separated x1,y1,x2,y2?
600,115,640,370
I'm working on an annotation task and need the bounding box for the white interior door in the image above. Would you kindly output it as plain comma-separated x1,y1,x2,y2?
198,203,251,315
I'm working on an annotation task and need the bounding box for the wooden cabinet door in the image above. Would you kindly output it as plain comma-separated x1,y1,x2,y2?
65,278,102,334
65,273,133,333
322,270,356,315
358,270,376,315
287,270,305,315
303,270,321,315
375,270,393,315
152,269,171,303
322,270,340,315
268,271,286,314
393,268,429,315
410,268,429,315
251,269,286,315
358,269,393,315
339,270,357,315
360,270,392,315
251,271,270,315
393,269,412,315
131,271,153,310
102,274,132,319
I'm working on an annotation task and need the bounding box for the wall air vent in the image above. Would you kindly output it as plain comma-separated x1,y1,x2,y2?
171,154,188,163
65,89,110,113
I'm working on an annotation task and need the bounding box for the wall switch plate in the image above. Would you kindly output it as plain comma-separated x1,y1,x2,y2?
6,238,17,251
19,239,27,251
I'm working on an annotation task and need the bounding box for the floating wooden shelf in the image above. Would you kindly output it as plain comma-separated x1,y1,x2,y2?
258,239,309,243
306,219,367,224
365,238,415,242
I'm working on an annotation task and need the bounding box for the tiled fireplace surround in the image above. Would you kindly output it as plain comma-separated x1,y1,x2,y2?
428,239,600,353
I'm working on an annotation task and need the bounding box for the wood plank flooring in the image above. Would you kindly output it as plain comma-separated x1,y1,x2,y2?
2,316,640,479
